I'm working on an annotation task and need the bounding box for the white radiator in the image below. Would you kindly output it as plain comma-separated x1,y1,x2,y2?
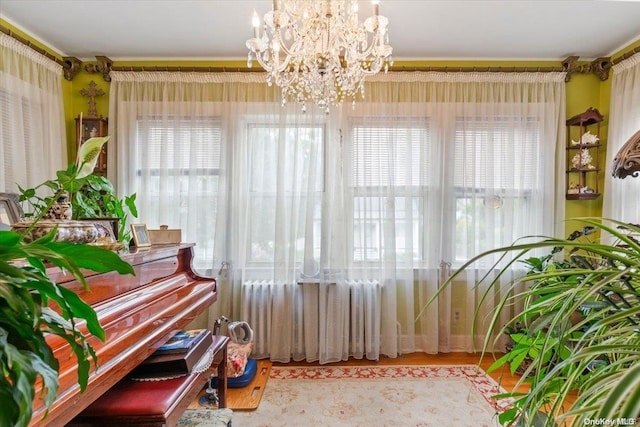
240,280,280,357
346,279,382,357
241,279,381,359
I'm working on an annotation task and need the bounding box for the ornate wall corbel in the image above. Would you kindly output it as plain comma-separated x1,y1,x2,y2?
84,55,113,82
590,57,611,81
562,56,592,82
62,56,82,81
562,56,580,82
562,55,613,82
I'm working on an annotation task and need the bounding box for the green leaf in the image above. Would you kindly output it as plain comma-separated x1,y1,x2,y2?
598,363,640,418
511,349,529,375
417,217,640,425
487,352,512,373
1,226,135,427
57,285,105,341
498,407,520,425
125,193,138,217
0,231,21,247
45,242,135,275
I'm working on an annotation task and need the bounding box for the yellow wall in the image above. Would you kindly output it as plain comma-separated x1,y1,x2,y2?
565,73,604,222
3,18,638,224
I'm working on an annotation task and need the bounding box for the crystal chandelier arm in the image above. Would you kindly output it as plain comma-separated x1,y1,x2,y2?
246,0,393,111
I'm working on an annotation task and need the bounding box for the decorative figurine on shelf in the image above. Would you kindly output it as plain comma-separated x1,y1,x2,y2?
571,130,600,146
580,185,595,194
572,148,594,170
568,183,579,194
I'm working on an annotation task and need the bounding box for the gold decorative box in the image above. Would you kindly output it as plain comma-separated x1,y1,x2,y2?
148,225,182,245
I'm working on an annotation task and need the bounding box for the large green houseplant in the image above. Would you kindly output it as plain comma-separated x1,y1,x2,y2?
0,231,134,427
418,218,640,426
18,136,138,243
1,136,136,426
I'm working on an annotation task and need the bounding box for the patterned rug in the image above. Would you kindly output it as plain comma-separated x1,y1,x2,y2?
232,365,511,427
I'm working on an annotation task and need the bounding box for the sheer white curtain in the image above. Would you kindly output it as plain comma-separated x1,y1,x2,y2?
109,70,565,363
604,53,640,223
0,33,66,193
348,72,566,353
108,71,233,275
108,72,350,363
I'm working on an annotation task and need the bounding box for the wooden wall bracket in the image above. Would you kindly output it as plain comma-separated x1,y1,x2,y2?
562,55,612,82
62,56,82,81
84,55,113,82
591,57,612,81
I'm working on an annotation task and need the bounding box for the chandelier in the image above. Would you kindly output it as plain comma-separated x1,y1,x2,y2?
246,0,393,112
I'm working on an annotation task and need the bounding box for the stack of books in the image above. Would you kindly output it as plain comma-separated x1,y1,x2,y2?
131,329,213,378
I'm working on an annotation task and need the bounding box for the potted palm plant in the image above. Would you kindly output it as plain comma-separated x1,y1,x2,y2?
418,218,640,426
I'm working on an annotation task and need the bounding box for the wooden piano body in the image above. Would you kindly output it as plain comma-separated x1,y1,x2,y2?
31,244,217,427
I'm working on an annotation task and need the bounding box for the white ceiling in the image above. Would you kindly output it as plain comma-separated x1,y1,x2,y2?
1,0,640,62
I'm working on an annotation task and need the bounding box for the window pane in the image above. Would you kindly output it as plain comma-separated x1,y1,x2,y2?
351,120,429,263
454,118,539,189
352,125,429,187
453,117,539,264
247,124,324,264
353,196,421,262
135,116,222,270
248,125,324,193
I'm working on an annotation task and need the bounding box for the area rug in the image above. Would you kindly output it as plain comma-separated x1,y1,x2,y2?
232,365,511,427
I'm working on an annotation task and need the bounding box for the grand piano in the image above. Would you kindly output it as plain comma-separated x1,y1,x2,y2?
31,243,218,427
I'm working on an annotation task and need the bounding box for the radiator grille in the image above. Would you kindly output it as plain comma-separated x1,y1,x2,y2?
241,279,381,359
346,280,382,356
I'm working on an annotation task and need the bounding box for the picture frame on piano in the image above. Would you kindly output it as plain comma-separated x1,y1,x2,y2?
131,223,151,248
0,193,23,230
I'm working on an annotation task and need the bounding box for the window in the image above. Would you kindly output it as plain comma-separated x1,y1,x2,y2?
349,114,543,266
453,118,539,264
246,123,325,264
350,120,430,262
134,116,222,268
1,89,35,187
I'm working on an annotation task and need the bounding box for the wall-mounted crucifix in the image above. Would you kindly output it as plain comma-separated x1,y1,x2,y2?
80,80,105,118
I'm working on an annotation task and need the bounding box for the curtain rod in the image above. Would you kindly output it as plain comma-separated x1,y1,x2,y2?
110,65,567,73
1,25,60,64
1,25,82,80
97,56,604,83
2,23,638,82
612,46,640,65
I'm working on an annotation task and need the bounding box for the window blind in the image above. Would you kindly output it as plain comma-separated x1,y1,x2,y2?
141,116,222,171
454,118,539,190
352,122,430,187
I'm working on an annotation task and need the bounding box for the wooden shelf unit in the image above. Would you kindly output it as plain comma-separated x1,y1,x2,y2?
565,108,604,200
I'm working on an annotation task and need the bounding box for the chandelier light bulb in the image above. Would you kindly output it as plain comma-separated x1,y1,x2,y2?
246,0,393,113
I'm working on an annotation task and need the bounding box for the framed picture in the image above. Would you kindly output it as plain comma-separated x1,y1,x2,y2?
0,193,23,230
130,223,151,248
80,217,119,241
